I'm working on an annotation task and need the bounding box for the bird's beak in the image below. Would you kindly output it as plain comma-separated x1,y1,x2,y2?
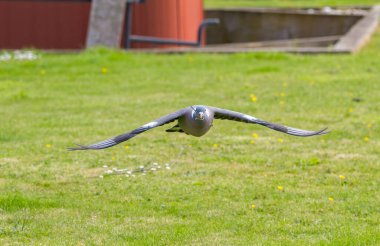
196,112,205,120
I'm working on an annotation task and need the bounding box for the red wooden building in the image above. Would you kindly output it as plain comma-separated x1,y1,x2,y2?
0,0,204,49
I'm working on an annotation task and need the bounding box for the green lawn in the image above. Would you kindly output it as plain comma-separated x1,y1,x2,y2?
1,11,380,246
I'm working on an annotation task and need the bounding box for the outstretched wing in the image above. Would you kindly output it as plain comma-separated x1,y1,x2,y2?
68,108,188,150
208,106,329,137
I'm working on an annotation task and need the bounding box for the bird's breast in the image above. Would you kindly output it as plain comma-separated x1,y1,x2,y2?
179,114,213,137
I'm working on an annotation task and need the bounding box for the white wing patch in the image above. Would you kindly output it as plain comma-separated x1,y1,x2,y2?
205,108,211,118
142,121,158,128
243,114,258,122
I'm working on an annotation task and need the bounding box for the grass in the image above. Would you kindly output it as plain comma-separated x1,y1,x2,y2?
1,10,380,246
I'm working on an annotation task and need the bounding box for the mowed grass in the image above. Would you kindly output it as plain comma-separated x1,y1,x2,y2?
1,30,380,246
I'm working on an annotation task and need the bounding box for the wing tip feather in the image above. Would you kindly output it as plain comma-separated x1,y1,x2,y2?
67,144,89,151
287,127,330,137
316,127,330,136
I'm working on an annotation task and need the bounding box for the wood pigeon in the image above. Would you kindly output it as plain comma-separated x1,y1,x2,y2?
68,105,328,150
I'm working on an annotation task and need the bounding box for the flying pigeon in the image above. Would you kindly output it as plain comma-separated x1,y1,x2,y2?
68,105,328,150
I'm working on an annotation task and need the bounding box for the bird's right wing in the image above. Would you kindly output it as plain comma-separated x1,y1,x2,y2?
208,106,329,137
68,108,188,150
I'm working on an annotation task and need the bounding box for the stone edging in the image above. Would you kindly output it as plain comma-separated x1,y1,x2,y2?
130,5,380,54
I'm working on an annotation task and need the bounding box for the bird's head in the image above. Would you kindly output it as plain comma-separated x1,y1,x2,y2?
191,106,209,121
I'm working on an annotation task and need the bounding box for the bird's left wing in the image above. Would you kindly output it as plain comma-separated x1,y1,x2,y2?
68,108,188,150
208,106,329,137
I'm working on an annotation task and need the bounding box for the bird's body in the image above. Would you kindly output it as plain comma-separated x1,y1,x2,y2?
69,105,328,150
178,105,213,137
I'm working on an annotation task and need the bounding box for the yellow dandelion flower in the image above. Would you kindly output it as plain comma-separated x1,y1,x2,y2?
277,138,284,143
112,156,116,161
348,108,353,113
328,197,334,202
364,136,369,142
367,123,372,129
339,175,345,180
279,92,286,97
251,204,256,209
213,143,219,149
277,186,284,191
252,133,259,139
250,140,255,144
45,143,52,149
101,67,108,74
125,144,129,150
250,94,257,102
